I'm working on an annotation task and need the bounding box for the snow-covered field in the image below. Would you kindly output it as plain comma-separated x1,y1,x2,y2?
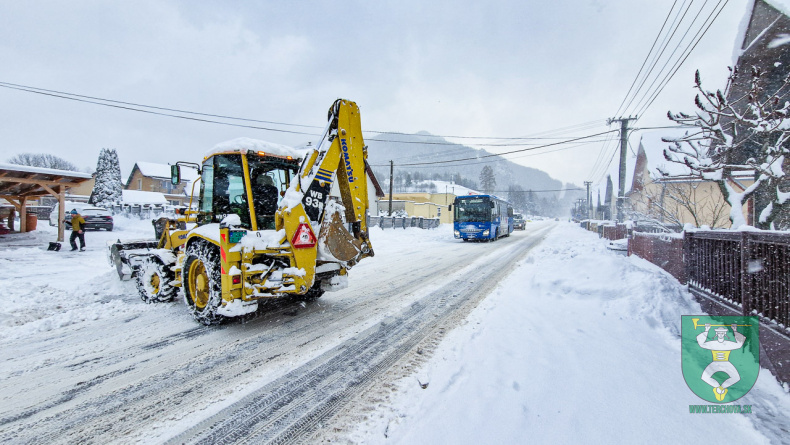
338,224,790,444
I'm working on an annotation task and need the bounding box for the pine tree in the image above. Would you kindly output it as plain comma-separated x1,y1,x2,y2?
89,148,123,208
508,184,527,212
525,189,539,215
479,166,496,194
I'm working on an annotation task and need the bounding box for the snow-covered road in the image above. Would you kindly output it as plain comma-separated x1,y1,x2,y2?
0,218,552,444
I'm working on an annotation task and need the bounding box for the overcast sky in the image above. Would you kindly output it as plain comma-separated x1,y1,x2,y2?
0,0,752,188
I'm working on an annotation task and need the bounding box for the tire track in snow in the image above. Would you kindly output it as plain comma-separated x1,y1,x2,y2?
168,226,553,444
0,226,551,444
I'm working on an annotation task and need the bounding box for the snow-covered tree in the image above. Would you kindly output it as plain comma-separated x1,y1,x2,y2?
479,166,496,194
508,184,527,212
7,153,78,171
89,148,123,208
664,68,790,229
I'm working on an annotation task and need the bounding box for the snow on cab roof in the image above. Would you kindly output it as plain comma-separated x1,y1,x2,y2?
205,137,306,160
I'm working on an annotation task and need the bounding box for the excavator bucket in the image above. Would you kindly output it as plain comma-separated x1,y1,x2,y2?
318,210,364,263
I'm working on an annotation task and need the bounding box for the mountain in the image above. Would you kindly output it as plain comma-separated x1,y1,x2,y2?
365,131,585,215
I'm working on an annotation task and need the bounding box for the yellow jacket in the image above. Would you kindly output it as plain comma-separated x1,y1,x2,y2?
71,215,86,231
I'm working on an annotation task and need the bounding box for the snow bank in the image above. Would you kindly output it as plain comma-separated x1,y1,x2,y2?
349,224,790,444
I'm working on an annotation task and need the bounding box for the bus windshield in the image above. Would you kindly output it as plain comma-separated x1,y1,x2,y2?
455,197,491,222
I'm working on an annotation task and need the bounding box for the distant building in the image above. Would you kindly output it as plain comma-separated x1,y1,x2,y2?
378,192,457,224
124,161,198,206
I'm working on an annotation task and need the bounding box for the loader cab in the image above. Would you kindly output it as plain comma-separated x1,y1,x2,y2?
198,151,299,230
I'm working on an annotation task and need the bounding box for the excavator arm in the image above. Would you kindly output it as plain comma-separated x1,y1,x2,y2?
276,99,373,292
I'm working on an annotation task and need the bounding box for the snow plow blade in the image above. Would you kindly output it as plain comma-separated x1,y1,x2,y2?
108,240,159,281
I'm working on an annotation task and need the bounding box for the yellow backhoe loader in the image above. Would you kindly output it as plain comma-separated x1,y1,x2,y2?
109,99,375,324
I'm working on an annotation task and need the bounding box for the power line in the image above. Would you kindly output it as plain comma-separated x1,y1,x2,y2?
0,80,323,129
0,79,609,144
612,0,679,118
370,130,618,167
0,82,321,136
629,0,719,116
620,0,697,116
634,0,729,119
382,138,613,169
3,81,607,149
488,188,585,193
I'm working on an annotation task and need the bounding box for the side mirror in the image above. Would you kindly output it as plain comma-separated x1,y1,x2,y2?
171,165,181,185
490,202,495,208
448,204,452,211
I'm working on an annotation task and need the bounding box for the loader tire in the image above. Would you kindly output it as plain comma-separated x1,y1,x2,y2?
135,257,177,303
183,243,224,325
298,281,325,301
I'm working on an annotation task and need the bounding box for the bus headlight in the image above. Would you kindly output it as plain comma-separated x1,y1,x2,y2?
454,230,460,238
482,230,490,236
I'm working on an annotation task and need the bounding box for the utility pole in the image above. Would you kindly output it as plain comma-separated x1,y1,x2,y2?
388,160,394,216
575,198,585,220
607,116,637,222
584,181,592,220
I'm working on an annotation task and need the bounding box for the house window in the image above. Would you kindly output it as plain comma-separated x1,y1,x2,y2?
138,179,142,190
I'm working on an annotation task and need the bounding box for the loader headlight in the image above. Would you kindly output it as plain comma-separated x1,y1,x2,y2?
482,230,490,236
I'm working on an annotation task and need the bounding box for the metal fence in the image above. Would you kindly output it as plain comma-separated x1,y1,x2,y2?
367,215,440,229
685,231,790,329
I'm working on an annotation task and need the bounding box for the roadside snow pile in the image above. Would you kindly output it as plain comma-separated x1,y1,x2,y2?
350,223,790,444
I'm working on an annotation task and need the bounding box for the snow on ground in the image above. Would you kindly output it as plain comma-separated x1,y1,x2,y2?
0,216,455,342
0,217,156,340
348,223,790,444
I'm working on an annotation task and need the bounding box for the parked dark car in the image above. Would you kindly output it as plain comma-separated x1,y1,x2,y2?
76,208,114,231
50,202,114,231
62,208,114,231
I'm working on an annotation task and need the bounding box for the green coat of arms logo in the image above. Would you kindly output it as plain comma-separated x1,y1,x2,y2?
681,315,759,403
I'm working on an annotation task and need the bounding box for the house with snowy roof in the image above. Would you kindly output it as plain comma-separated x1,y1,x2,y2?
124,161,199,206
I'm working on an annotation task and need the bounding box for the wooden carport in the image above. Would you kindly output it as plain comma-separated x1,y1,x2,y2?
0,163,93,242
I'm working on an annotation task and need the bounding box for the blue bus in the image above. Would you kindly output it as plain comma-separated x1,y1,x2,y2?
452,194,514,241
